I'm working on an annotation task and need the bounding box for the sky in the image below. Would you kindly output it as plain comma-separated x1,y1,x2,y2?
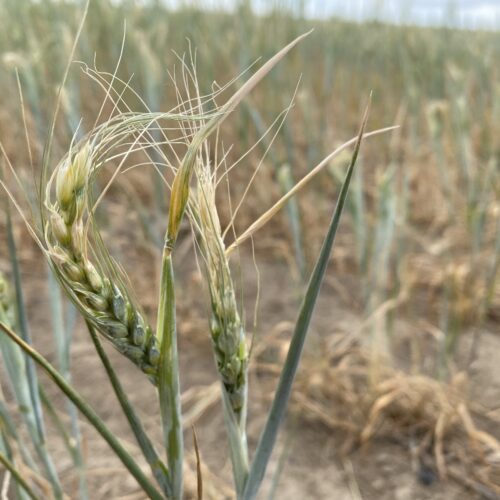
168,0,500,30
295,0,500,29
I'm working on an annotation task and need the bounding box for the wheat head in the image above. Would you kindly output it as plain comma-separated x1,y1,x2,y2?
44,141,160,380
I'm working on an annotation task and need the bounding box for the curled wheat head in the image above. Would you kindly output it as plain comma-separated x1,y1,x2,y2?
44,137,160,380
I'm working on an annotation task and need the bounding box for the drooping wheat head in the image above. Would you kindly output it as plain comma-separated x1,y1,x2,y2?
43,135,160,380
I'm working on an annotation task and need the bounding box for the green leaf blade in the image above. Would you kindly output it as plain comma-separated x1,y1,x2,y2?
157,253,183,499
242,101,371,500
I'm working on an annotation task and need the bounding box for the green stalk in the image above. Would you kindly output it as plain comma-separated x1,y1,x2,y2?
0,391,38,474
278,164,306,281
87,321,172,497
157,252,183,499
0,321,164,500
38,388,79,463
4,199,63,499
47,268,88,500
5,200,44,441
0,451,41,500
0,405,33,500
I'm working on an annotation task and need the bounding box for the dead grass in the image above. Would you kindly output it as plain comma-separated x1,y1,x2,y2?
254,333,500,498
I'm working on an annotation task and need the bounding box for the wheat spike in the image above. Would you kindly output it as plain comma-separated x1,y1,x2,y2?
44,142,160,380
192,160,248,420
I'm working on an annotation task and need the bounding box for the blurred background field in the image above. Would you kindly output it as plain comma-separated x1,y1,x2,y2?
0,0,499,498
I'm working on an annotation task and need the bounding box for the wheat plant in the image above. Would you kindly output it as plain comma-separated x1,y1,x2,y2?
0,7,395,497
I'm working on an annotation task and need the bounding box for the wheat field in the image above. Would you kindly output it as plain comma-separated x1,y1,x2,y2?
0,1,498,499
